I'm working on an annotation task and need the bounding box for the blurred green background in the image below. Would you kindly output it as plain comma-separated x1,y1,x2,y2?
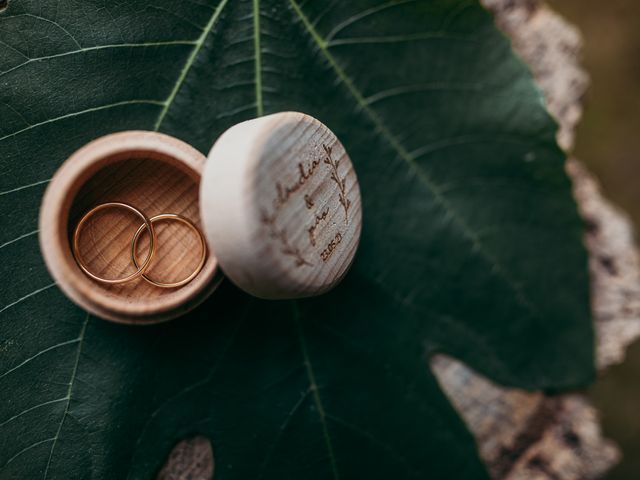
549,1,640,478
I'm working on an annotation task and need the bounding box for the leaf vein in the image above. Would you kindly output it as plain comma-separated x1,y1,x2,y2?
0,180,50,197
0,41,197,80
0,337,80,380
325,0,418,43
294,304,340,480
154,0,231,130
0,397,69,428
42,313,89,480
364,82,485,106
7,13,82,49
0,283,56,314
126,301,253,478
0,230,38,250
327,32,476,47
257,388,312,479
1,438,56,469
0,100,165,143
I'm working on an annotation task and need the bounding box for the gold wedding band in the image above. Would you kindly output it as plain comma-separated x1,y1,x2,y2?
130,213,207,288
72,202,156,284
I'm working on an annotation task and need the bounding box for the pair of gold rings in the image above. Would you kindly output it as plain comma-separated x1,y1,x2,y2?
72,202,207,288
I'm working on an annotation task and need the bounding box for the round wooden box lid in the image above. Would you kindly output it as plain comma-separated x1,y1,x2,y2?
200,112,362,299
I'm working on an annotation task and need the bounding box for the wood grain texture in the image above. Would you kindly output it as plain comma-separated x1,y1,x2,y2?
39,131,221,324
201,111,362,299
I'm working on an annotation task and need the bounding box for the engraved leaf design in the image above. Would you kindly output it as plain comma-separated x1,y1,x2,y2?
0,0,593,478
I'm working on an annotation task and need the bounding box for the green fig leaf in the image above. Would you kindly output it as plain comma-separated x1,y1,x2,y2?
0,0,593,478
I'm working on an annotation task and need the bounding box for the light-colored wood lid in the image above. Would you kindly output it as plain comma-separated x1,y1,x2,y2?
200,112,362,299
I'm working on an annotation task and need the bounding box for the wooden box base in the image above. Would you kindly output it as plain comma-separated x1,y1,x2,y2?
39,131,221,324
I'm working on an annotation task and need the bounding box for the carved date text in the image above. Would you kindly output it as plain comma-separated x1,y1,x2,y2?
320,232,343,262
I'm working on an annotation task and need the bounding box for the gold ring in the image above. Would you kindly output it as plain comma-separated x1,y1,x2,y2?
130,213,207,288
73,202,156,284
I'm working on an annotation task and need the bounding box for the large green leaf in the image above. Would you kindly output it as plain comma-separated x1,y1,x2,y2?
0,0,593,478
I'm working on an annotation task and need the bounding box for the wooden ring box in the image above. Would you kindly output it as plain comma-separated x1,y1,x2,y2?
39,112,363,324
39,131,221,324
